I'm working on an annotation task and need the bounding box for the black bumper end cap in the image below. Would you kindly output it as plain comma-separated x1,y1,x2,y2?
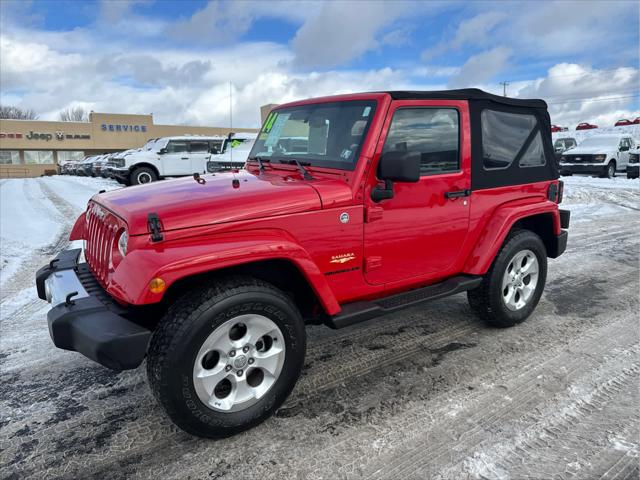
48,297,151,371
548,230,568,259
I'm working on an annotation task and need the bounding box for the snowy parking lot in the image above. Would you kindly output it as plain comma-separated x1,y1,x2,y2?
1,175,638,479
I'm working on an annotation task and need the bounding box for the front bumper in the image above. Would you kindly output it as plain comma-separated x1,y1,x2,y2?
627,165,639,177
36,249,151,371
559,163,607,175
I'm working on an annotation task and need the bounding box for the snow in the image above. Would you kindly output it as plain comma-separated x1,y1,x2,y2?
553,124,640,145
0,176,121,289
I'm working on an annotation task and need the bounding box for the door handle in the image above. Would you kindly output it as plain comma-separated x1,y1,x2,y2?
181,157,189,160
444,189,471,199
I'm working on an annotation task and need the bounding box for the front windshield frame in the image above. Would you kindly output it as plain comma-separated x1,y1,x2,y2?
248,100,378,171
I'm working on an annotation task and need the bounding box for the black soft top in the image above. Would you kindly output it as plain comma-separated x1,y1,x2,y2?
383,88,548,110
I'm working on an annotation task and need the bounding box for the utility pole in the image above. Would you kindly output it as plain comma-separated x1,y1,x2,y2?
499,81,510,97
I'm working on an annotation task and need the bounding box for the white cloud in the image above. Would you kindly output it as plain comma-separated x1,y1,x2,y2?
448,47,511,88
422,11,506,60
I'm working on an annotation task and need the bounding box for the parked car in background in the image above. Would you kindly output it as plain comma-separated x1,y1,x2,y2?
576,122,598,130
559,134,634,178
551,124,563,132
91,155,109,177
77,156,95,176
554,137,577,153
206,133,257,172
614,119,633,127
627,148,639,179
105,149,139,180
110,135,227,185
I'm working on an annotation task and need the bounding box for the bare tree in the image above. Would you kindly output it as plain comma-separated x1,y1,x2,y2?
0,105,38,120
58,106,90,122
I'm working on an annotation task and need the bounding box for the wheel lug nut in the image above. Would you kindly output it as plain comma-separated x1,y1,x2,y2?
243,346,250,353
248,358,254,365
229,350,236,357
237,370,243,377
225,365,232,372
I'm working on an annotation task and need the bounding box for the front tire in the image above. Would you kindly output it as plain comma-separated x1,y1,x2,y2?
468,230,547,328
603,161,616,178
130,166,158,185
146,276,306,438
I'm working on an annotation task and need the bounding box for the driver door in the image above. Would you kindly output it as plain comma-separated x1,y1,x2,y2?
618,138,631,169
188,140,212,175
363,102,471,285
162,140,190,176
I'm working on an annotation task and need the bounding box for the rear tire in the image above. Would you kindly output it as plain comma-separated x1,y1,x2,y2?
130,166,158,185
467,230,547,328
146,276,306,438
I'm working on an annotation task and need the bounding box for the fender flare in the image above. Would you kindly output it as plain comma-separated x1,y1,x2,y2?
109,229,341,315
69,212,86,240
463,199,561,275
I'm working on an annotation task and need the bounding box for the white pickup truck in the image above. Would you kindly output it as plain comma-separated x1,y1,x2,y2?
558,134,635,178
111,133,256,185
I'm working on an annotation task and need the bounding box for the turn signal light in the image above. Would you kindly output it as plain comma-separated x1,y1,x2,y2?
149,277,166,294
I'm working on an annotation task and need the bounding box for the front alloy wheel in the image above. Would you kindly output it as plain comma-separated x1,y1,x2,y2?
193,314,286,412
146,276,306,438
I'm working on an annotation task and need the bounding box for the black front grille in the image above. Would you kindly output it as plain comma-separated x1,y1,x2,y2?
629,153,639,164
563,154,594,163
76,263,127,315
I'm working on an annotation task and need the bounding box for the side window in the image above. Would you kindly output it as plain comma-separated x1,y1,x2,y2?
481,110,537,170
519,131,546,167
382,108,459,175
620,138,630,151
189,141,209,153
210,140,223,154
165,141,188,153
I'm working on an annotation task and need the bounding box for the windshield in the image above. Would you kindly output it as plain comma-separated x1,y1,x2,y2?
248,100,377,170
578,136,620,148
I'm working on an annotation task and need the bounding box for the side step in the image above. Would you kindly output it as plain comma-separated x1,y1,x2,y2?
327,275,482,329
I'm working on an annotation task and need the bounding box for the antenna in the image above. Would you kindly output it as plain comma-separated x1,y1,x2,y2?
229,81,233,164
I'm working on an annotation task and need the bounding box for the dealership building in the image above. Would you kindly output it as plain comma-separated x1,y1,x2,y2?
0,112,257,178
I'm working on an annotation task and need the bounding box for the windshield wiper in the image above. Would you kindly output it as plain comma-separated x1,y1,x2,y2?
281,157,314,180
249,156,270,172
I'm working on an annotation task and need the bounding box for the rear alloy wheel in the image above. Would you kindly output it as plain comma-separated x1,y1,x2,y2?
130,166,158,185
147,276,306,438
468,230,547,328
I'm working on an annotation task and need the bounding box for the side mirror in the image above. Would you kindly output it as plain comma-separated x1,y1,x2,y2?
371,151,421,202
158,148,167,155
378,150,421,182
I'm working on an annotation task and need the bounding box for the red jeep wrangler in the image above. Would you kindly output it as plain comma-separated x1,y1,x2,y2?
36,89,569,438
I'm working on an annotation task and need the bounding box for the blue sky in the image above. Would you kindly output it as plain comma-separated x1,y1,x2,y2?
1,0,638,127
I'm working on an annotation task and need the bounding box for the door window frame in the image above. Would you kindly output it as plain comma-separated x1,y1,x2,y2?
370,99,471,189
380,106,462,177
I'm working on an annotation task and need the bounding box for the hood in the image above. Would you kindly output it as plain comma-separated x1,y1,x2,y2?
96,170,323,235
563,145,615,155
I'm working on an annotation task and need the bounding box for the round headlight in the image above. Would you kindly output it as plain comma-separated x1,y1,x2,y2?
118,230,128,257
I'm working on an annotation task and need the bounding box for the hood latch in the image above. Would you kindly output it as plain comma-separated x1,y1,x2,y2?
147,212,164,242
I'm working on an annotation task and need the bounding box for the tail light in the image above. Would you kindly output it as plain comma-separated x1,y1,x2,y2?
547,181,563,203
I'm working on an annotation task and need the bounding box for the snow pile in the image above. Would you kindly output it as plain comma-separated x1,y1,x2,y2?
553,124,640,145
